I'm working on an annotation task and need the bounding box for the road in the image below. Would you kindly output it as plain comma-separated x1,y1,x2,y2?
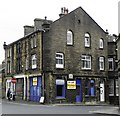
1,100,117,115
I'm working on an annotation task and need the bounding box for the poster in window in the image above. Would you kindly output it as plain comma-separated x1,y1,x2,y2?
33,77,37,86
67,81,76,89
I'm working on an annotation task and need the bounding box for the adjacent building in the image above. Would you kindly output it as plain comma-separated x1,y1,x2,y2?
118,34,120,107
108,35,118,105
3,7,114,104
0,61,5,98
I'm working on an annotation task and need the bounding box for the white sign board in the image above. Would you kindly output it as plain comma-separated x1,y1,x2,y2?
69,74,73,79
40,97,44,103
56,79,65,85
67,81,76,89
33,77,37,86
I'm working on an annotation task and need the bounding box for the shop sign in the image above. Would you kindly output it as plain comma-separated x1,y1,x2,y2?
68,74,73,79
39,96,44,103
11,77,16,84
67,81,76,89
33,77,37,86
56,79,65,85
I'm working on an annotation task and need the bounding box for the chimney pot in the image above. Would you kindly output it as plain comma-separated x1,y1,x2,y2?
59,7,69,18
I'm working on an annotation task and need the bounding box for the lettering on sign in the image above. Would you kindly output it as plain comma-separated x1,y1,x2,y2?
33,77,37,86
67,81,76,89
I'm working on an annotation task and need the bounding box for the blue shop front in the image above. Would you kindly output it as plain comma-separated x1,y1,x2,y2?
29,76,42,102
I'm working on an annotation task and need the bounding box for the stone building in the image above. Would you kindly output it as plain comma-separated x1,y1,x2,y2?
117,34,120,107
0,61,5,98
108,35,118,105
4,7,109,104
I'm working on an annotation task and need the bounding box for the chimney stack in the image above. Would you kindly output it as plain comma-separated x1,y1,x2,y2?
59,7,69,18
24,25,34,36
3,42,7,49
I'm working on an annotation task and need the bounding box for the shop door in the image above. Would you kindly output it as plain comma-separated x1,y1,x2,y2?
76,79,82,102
30,77,42,102
16,78,24,100
100,82,105,102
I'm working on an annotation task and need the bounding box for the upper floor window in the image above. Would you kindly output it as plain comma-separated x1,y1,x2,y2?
31,35,37,49
6,48,11,58
16,58,22,73
85,33,90,47
26,57,29,70
99,38,104,49
16,42,22,54
81,55,91,70
99,56,104,70
56,53,64,68
7,61,11,74
31,54,37,69
108,58,114,71
67,30,73,45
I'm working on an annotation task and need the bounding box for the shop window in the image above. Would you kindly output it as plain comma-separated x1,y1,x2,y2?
85,79,95,96
56,79,65,98
89,80,95,96
109,79,114,96
67,30,73,45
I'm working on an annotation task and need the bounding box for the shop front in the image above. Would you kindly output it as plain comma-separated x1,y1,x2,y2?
29,76,42,102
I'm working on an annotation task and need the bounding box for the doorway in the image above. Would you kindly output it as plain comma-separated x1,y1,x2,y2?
100,81,105,102
76,79,82,103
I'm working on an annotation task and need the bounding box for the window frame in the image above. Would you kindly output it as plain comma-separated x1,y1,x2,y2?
56,79,65,98
31,35,37,49
56,53,64,69
85,79,95,97
25,57,29,70
7,61,11,74
7,48,11,58
99,56,105,71
108,58,114,71
109,79,114,96
84,33,91,47
81,55,91,70
31,54,37,69
99,38,104,49
67,30,73,45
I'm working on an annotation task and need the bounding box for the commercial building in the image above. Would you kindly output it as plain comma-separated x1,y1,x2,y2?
3,7,113,104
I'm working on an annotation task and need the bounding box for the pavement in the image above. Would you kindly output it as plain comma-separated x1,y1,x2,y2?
90,106,120,115
1,98,120,115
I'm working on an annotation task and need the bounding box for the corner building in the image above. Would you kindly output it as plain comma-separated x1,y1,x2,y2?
43,7,108,104
4,7,109,104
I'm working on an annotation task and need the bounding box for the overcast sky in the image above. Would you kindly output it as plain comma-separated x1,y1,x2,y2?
0,0,119,63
